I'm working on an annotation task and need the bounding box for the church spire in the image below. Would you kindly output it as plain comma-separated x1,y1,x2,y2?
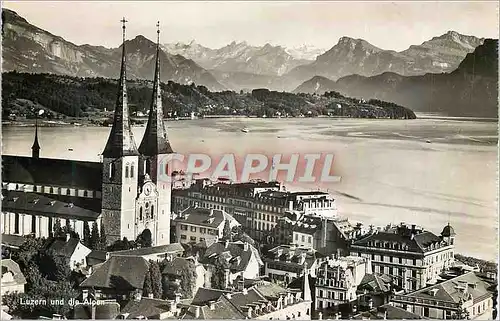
31,112,41,158
138,21,173,156
102,17,139,158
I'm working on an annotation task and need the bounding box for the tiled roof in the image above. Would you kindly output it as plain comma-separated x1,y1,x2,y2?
79,256,149,290
2,190,101,220
1,234,27,248
201,241,262,273
352,228,445,254
120,297,172,319
86,250,108,266
2,155,102,191
191,288,232,306
358,273,393,293
265,245,322,269
352,304,424,320
407,272,491,304
109,243,184,257
44,237,82,258
174,207,225,228
1,259,27,285
182,297,245,319
73,301,121,319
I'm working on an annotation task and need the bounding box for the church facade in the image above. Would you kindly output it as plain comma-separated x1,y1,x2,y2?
2,21,173,246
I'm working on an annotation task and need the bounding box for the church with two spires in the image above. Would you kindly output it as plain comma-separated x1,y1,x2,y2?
2,20,173,246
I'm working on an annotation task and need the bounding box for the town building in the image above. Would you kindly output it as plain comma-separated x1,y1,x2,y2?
172,179,338,242
356,273,395,310
315,256,372,312
79,256,150,300
1,259,26,295
352,303,424,320
43,235,92,271
1,21,173,246
350,223,456,292
109,243,185,262
172,207,240,244
390,271,493,319
199,240,263,288
274,211,364,256
264,244,324,285
183,277,313,320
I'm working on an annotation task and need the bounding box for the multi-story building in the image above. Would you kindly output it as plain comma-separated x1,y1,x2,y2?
264,244,323,285
172,180,338,242
274,211,364,256
315,256,372,311
391,271,493,319
350,223,456,292
1,22,173,246
172,207,240,244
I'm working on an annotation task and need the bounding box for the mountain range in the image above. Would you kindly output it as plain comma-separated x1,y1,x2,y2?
294,39,499,117
1,9,224,91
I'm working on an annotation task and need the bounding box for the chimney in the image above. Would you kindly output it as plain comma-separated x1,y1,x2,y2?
225,239,229,248
194,306,200,318
288,201,294,211
66,233,71,242
247,307,253,318
169,300,177,314
337,248,341,258
224,268,231,289
237,280,245,291
244,241,249,251
209,301,216,310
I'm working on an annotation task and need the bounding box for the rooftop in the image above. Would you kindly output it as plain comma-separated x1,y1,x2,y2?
2,155,102,191
352,304,424,320
2,190,101,220
80,256,149,291
201,241,263,273
174,207,238,229
109,243,184,257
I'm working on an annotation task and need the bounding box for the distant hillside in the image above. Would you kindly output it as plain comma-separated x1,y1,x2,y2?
294,39,499,117
1,72,416,120
2,8,224,91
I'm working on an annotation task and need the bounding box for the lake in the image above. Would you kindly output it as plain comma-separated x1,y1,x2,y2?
2,117,498,261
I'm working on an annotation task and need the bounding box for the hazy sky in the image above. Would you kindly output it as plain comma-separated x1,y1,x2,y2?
3,1,499,51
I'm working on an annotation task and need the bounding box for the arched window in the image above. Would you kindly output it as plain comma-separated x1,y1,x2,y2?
31,215,36,234
14,213,20,234
49,187,54,194
125,163,129,178
139,207,143,220
151,205,154,218
131,163,135,178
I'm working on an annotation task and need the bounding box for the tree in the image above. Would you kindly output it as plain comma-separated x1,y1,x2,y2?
83,221,91,248
222,219,232,241
137,229,152,248
99,221,107,250
143,268,153,297
149,260,163,299
12,236,46,271
178,260,197,298
211,257,230,290
90,221,99,250
53,218,64,238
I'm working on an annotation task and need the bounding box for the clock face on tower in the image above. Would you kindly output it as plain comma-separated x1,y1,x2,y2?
144,185,152,196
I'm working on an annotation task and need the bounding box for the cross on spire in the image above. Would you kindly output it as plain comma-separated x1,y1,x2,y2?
156,21,160,43
121,17,128,42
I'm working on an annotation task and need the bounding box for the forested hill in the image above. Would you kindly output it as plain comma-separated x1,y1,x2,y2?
2,72,416,120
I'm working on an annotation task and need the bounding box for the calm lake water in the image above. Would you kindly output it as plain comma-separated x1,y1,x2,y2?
3,117,498,261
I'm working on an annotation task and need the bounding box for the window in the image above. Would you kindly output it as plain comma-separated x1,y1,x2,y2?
131,163,134,178
125,165,129,178
302,235,305,242
109,163,115,179
14,213,19,234
49,187,54,194
140,207,143,220
151,205,154,217
190,236,196,241
200,228,206,234
31,215,36,234
180,235,187,240
181,225,188,231
308,236,312,243
191,226,196,232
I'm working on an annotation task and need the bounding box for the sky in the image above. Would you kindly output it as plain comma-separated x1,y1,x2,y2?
3,1,499,51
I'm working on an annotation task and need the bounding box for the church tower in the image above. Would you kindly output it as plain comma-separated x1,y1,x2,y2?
138,21,174,245
101,18,140,244
32,115,41,159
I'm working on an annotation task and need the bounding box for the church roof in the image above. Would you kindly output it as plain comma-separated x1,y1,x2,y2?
139,23,173,156
102,20,139,158
2,155,102,191
2,190,101,220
